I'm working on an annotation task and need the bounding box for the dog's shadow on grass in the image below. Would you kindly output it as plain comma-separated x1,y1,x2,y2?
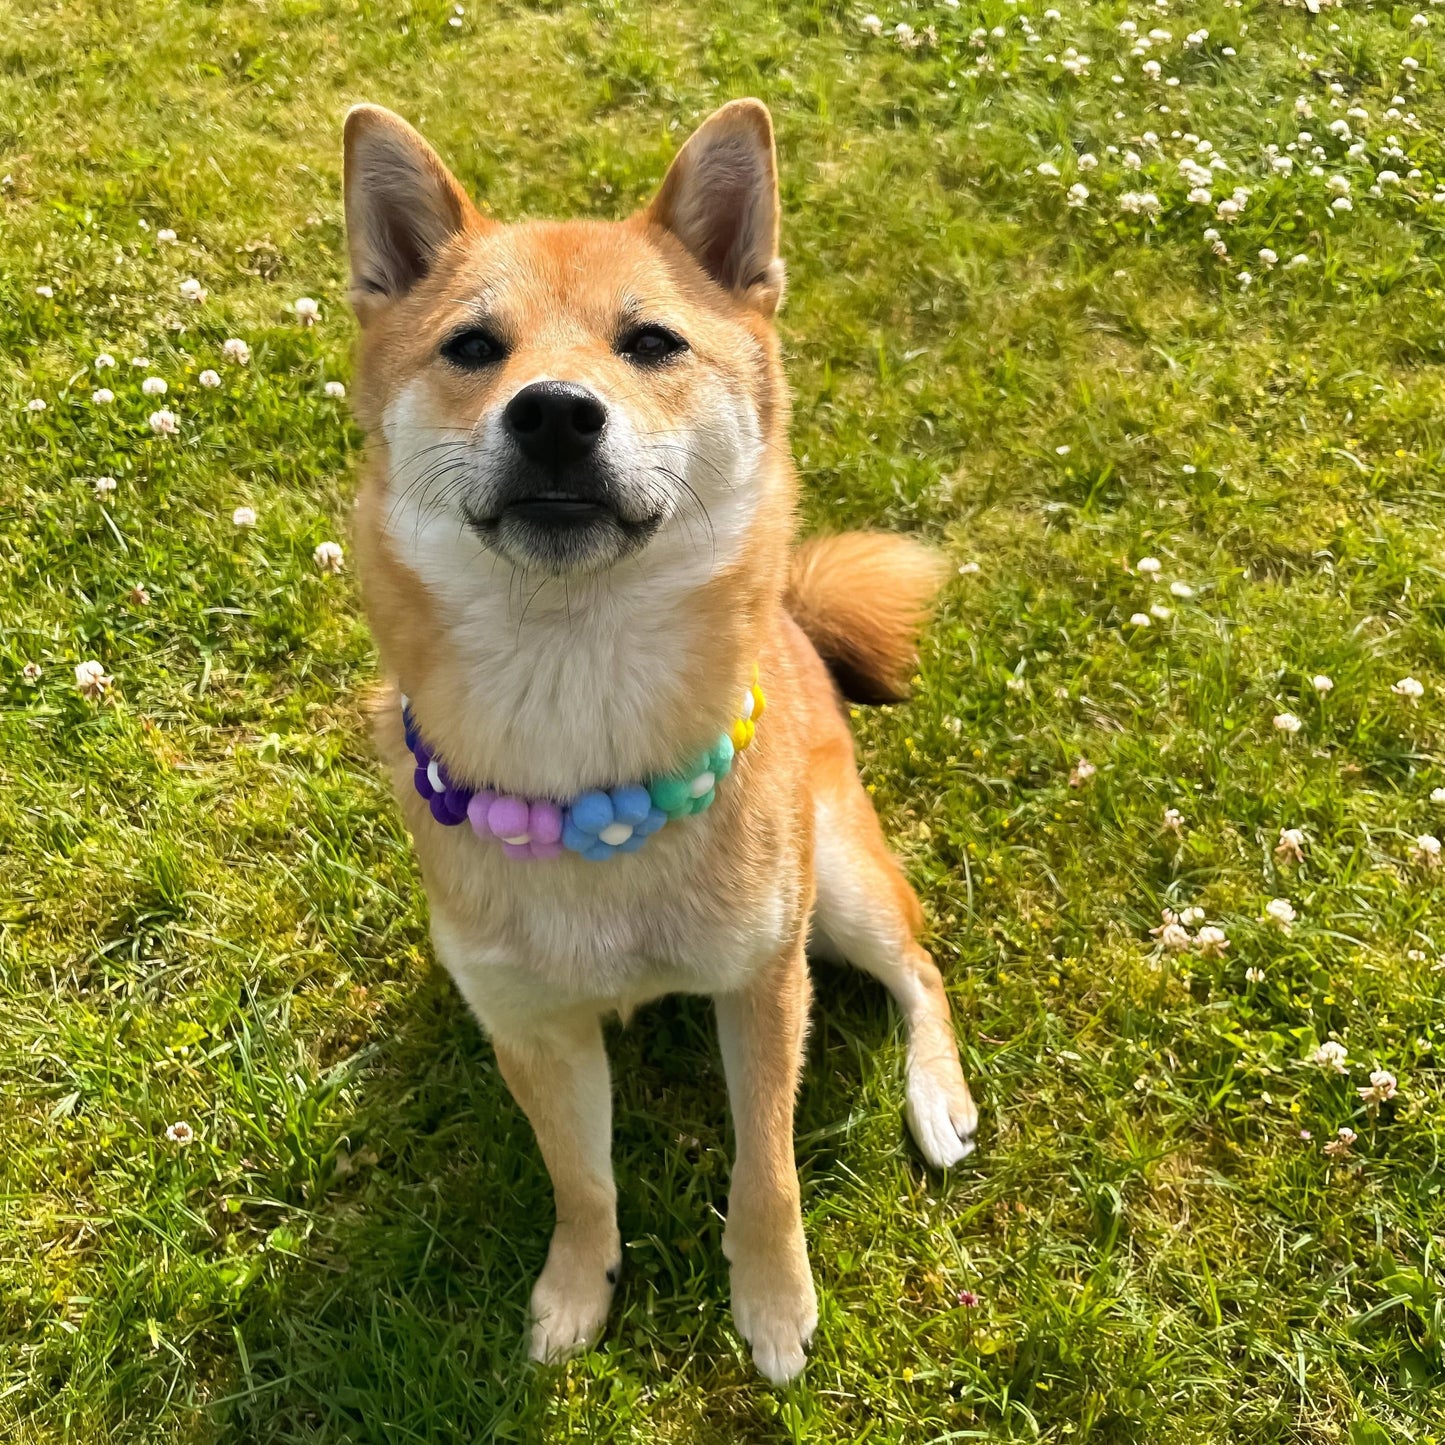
223,959,902,1442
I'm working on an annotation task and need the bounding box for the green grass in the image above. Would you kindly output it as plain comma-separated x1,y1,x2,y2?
3,0,1445,1439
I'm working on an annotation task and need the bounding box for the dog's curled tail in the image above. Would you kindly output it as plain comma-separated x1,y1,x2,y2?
786,532,949,705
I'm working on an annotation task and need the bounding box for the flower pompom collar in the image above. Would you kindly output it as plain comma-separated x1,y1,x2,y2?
401,667,762,861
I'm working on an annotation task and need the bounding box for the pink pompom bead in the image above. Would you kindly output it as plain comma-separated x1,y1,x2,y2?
466,789,497,837
529,799,564,846
487,795,531,841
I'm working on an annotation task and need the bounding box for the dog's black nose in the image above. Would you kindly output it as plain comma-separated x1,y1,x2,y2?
503,381,606,470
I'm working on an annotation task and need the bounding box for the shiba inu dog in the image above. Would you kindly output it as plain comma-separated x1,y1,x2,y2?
342,97,978,1384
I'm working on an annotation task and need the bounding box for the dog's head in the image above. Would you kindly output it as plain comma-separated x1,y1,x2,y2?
343,100,789,585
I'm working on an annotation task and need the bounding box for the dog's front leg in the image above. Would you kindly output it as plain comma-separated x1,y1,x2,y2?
491,1011,620,1363
715,937,818,1384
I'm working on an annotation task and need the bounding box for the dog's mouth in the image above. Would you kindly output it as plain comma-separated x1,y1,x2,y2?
464,494,663,573
502,495,615,528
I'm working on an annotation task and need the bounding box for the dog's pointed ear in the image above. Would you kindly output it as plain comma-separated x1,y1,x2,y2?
644,99,784,316
343,104,485,319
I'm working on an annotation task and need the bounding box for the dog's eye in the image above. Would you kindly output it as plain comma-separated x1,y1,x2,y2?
619,325,687,364
441,328,504,368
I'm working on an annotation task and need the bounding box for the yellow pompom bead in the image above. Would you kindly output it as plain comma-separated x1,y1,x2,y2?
731,717,756,750
750,684,766,721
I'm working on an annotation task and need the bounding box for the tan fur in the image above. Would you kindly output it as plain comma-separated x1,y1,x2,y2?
343,99,977,1385
787,532,950,704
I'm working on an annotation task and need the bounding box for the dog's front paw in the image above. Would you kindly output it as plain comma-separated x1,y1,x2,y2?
727,1229,818,1385
527,1228,620,1364
905,1052,979,1169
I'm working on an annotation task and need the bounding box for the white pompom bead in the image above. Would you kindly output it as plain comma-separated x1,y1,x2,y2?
598,821,634,847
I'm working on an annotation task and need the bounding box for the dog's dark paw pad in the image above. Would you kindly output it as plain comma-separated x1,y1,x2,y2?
605,1265,620,1286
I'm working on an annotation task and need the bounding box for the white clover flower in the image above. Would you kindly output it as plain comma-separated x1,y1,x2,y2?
1312,1040,1349,1073
1142,59,1162,80
1410,834,1442,868
179,277,207,303
1119,191,1161,215
131,356,151,368
1411,12,1428,27
95,353,115,369
1159,922,1192,951
129,584,150,607
1296,96,1313,118
1136,556,1162,577
1188,187,1213,205
1037,161,1061,178
1312,674,1334,693
1055,444,1071,456
26,398,46,413
141,376,167,397
164,1120,195,1145
958,561,981,576
1273,712,1303,734
1271,154,1294,176
1124,150,1143,169
1393,676,1425,700
1119,19,1137,34
157,227,178,243
22,661,41,682
1431,786,1445,803
1150,603,1172,620
324,381,346,399
1265,897,1297,930
860,13,883,35
1237,270,1253,287
1358,1069,1399,1105
1259,248,1278,267
1078,153,1098,171
1287,253,1310,268
1180,907,1205,927
1170,580,1194,597
1217,198,1243,222
1069,758,1096,787
1323,1126,1356,1159
74,659,112,698
1402,56,1420,72
313,540,344,574
1067,183,1090,206
1276,827,1306,864
1195,925,1230,958
91,388,114,405
1377,169,1401,185
293,296,321,325
35,284,53,298
199,369,221,388
222,337,251,365
1163,806,1185,834
1329,119,1351,139
1130,612,1152,627
1245,966,1265,983
149,408,179,436
92,475,118,499
232,505,258,528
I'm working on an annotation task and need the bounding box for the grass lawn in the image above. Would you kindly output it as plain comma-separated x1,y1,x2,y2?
4,0,1445,1439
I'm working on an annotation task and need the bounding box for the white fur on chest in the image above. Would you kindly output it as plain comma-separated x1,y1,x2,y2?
419,806,794,1034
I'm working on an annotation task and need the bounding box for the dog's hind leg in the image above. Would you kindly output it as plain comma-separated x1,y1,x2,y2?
810,748,979,1168
489,1010,621,1363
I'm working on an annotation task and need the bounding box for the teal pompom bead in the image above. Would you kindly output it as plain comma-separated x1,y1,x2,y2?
649,733,736,820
